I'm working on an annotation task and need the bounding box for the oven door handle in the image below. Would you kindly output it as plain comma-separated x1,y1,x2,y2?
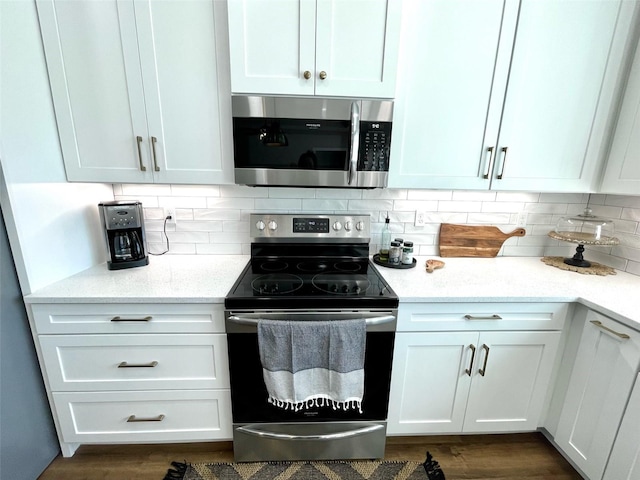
236,423,384,441
227,315,395,326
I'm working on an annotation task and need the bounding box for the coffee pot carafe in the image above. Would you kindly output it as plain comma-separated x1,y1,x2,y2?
99,201,149,270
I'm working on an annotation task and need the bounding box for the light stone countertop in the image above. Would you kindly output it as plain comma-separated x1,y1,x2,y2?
24,254,250,304
24,254,640,331
374,256,640,329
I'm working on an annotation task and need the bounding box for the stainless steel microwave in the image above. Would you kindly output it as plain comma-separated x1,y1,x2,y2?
231,95,393,188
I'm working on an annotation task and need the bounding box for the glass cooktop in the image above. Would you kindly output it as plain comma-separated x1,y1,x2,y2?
225,257,398,310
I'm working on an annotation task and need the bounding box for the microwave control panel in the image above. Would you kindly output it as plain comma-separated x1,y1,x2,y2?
359,121,392,172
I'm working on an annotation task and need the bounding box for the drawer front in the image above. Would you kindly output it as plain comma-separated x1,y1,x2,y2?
53,390,232,442
31,303,225,334
40,334,229,391
397,302,569,332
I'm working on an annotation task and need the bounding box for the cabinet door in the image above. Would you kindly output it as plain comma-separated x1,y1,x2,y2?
387,332,477,434
600,37,640,194
492,0,636,192
227,0,316,95
555,313,640,480
463,331,561,432
37,0,154,183
603,373,640,480
134,0,233,184
388,0,518,189
314,0,400,98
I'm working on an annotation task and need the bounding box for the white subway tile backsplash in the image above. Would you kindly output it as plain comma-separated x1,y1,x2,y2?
391,200,438,211
452,190,496,201
495,192,540,202
437,200,483,212
269,187,317,199
177,221,223,233
171,185,220,197
121,184,172,196
302,199,349,211
219,185,267,197
407,190,452,200
112,185,640,276
466,213,511,224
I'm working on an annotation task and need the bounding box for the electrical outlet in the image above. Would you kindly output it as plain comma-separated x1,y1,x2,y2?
164,207,176,225
414,211,426,227
516,212,528,228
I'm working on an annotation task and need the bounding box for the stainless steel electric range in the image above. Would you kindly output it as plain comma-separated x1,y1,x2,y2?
224,213,398,462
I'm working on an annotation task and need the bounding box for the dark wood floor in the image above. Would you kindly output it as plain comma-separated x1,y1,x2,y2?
38,433,582,480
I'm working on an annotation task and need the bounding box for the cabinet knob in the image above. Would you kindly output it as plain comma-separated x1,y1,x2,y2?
319,71,327,80
303,70,311,80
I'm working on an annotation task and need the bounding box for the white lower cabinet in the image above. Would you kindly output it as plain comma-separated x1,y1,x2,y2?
27,303,232,457
555,310,640,480
387,303,566,435
603,373,640,480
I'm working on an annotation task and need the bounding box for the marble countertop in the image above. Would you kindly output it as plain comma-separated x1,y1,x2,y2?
24,254,640,330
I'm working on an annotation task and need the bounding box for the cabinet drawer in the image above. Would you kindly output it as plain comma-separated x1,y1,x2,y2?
53,390,232,443
31,303,225,334
40,334,229,391
398,302,569,332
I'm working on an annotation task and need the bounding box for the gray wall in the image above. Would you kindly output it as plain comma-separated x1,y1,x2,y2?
0,208,59,479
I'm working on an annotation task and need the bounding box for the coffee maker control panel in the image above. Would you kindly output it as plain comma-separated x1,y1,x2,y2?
103,205,143,230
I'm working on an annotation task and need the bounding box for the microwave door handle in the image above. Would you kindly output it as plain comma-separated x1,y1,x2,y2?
348,101,360,185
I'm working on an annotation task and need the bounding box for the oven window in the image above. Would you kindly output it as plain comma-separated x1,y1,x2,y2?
232,117,350,170
227,332,394,423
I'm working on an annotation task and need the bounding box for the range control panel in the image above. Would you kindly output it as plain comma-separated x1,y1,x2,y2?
250,214,370,241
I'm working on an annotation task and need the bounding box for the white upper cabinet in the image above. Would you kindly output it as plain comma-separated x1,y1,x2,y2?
389,0,638,191
227,0,401,98
600,38,640,194
37,0,233,184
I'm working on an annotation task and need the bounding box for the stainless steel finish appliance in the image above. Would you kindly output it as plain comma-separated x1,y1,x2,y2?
231,96,393,188
225,214,398,462
98,200,148,270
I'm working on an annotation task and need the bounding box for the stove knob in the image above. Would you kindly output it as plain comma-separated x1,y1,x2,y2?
341,284,350,293
333,221,342,231
330,284,338,293
256,220,266,231
356,221,365,231
268,220,278,231
271,284,279,293
259,284,267,294
344,221,353,231
353,285,361,294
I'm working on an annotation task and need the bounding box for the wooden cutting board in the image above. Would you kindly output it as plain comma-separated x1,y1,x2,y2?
439,223,526,257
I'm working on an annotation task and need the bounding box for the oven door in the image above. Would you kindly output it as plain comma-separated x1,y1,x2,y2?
225,310,396,461
225,310,396,424
232,96,393,188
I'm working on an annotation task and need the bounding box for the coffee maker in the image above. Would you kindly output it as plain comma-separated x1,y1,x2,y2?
99,200,149,270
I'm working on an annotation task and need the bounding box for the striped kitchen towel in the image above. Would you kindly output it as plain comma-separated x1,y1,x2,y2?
257,319,366,413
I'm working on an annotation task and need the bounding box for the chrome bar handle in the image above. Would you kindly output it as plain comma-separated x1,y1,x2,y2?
136,136,147,171
464,314,502,320
465,344,476,376
496,146,508,179
237,423,383,441
591,320,630,339
118,361,158,368
227,315,395,326
127,414,165,422
479,344,490,376
348,101,360,185
151,136,160,171
483,146,495,179
111,316,152,322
